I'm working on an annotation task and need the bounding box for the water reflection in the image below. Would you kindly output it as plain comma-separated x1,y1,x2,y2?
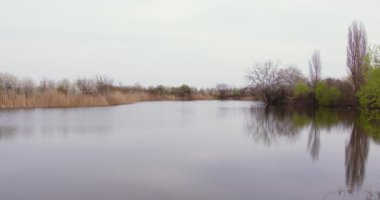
0,102,379,200
246,105,380,194
246,106,308,145
0,126,17,140
307,122,320,161
0,108,112,140
345,123,369,193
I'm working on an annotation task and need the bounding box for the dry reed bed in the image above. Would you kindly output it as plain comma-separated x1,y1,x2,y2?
0,91,218,109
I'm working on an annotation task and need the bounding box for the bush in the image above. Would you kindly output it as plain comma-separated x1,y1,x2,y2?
20,78,36,96
175,84,192,99
76,78,97,95
95,75,114,94
324,78,356,107
148,85,167,95
216,83,229,99
315,82,341,106
57,79,79,95
39,79,56,92
294,82,311,97
357,68,380,110
232,89,245,99
0,73,18,92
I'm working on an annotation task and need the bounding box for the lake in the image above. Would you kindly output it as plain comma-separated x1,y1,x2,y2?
0,101,379,200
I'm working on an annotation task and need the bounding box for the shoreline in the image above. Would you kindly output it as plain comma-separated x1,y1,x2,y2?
0,92,255,110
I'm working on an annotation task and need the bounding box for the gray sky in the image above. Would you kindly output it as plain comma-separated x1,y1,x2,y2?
1,0,380,87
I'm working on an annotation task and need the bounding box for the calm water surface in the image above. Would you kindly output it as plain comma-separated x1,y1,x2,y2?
0,101,379,200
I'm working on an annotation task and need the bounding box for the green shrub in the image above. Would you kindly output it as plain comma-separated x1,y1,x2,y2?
315,82,341,106
294,82,310,97
358,67,380,110
232,89,243,98
175,84,192,99
148,85,167,95
324,78,356,107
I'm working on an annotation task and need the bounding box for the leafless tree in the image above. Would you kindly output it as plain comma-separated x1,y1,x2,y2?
246,61,283,104
76,78,98,95
347,21,367,92
39,79,56,92
20,78,36,96
216,83,229,99
309,50,321,88
0,73,18,93
95,75,114,94
278,65,306,89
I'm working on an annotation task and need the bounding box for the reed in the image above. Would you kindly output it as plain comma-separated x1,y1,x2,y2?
0,73,251,109
0,90,224,109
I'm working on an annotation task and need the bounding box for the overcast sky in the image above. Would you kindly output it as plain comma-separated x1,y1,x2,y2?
1,0,380,87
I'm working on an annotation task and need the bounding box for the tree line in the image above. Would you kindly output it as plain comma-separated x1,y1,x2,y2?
0,74,114,96
2,21,378,109
246,21,380,110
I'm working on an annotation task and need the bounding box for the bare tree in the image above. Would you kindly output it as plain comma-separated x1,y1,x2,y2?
39,79,56,92
95,75,114,94
347,21,367,92
20,78,36,96
278,65,306,89
246,61,284,104
0,73,18,93
216,83,229,99
76,78,98,95
309,50,321,88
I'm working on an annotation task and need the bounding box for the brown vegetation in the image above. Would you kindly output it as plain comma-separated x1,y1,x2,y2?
0,74,251,109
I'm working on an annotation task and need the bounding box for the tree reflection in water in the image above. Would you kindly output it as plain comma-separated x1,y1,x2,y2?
307,122,320,161
0,125,17,140
246,105,356,146
245,105,380,193
345,123,369,193
308,108,357,161
246,105,312,145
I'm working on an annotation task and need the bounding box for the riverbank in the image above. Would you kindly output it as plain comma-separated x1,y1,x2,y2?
0,90,255,109
0,73,254,109
0,91,200,109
